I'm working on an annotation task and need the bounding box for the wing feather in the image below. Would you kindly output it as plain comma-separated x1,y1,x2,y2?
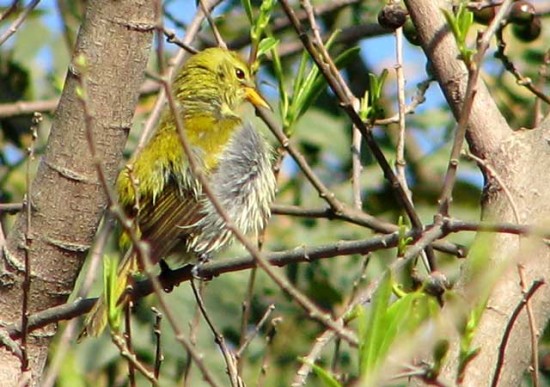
137,179,204,263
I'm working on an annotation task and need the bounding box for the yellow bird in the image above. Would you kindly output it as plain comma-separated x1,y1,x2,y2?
80,47,277,338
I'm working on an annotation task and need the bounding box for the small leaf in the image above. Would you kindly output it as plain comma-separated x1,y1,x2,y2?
103,255,122,333
304,360,342,387
257,36,279,59
442,8,461,45
270,46,289,127
359,271,393,373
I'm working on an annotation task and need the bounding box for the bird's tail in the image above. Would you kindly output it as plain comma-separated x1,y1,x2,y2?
78,251,139,341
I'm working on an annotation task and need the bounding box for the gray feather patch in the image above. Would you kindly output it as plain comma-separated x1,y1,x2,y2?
188,123,276,255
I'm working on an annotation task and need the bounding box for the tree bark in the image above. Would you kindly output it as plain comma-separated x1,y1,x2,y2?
0,0,153,385
404,0,550,385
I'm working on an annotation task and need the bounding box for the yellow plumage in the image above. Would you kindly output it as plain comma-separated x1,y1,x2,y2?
79,47,276,339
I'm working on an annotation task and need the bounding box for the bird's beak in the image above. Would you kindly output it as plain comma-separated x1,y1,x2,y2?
245,87,271,110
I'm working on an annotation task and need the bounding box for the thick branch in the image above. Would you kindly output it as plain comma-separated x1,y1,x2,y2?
404,0,511,157
0,0,154,384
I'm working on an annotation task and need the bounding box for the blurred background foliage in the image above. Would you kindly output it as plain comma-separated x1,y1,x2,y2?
0,0,549,386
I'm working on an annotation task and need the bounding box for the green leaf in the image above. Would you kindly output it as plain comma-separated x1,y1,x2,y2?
457,5,473,42
359,273,439,378
250,0,275,42
442,8,461,45
362,69,388,120
359,271,393,374
397,216,412,256
103,254,122,333
289,46,361,130
442,3,475,64
305,360,342,387
270,45,289,127
257,36,279,59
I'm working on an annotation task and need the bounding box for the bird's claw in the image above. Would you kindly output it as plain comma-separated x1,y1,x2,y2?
191,254,212,281
159,259,175,292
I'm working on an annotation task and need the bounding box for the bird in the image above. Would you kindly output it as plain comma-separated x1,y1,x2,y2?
79,47,277,339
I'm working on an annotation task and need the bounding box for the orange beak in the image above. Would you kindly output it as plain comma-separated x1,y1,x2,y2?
245,87,271,110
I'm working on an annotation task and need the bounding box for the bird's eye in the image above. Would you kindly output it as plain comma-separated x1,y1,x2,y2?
235,68,245,80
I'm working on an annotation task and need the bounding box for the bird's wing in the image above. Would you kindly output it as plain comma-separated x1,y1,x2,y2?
136,178,204,264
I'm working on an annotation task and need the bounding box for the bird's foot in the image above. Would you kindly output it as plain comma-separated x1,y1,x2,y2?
191,254,212,281
159,259,175,292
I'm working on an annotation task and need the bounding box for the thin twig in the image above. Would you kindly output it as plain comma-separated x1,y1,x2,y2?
182,297,203,385
112,334,158,385
137,0,223,153
229,0,363,50
5,212,549,343
198,0,226,49
374,77,432,126
279,0,436,270
0,329,22,360
153,0,165,75
402,222,446,263
257,317,281,387
271,203,465,257
159,71,359,346
0,219,5,252
0,0,40,47
75,59,222,387
517,265,540,387
0,0,21,22
351,123,363,209
436,0,515,216
41,219,112,387
0,99,58,118
236,304,276,358
443,218,550,238
293,329,336,387
237,267,257,373
0,203,23,213
491,278,545,387
124,301,136,387
293,270,378,387
494,29,550,105
162,28,198,54
394,26,410,199
190,279,242,387
463,151,520,224
152,307,163,381
389,363,451,387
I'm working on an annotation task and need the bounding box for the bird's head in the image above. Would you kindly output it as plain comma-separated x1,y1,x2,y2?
175,47,269,120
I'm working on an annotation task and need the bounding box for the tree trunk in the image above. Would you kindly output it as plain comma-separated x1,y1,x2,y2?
404,0,550,384
0,1,153,384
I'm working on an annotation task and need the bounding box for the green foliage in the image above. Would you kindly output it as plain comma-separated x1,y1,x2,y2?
244,0,276,72
442,2,476,65
431,339,450,378
396,216,413,257
0,1,546,386
358,272,439,382
359,69,388,121
274,38,360,135
103,255,122,334
307,360,342,387
455,234,499,379
256,36,279,61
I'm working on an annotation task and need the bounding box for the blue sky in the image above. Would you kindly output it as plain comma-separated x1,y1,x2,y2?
2,0,484,187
